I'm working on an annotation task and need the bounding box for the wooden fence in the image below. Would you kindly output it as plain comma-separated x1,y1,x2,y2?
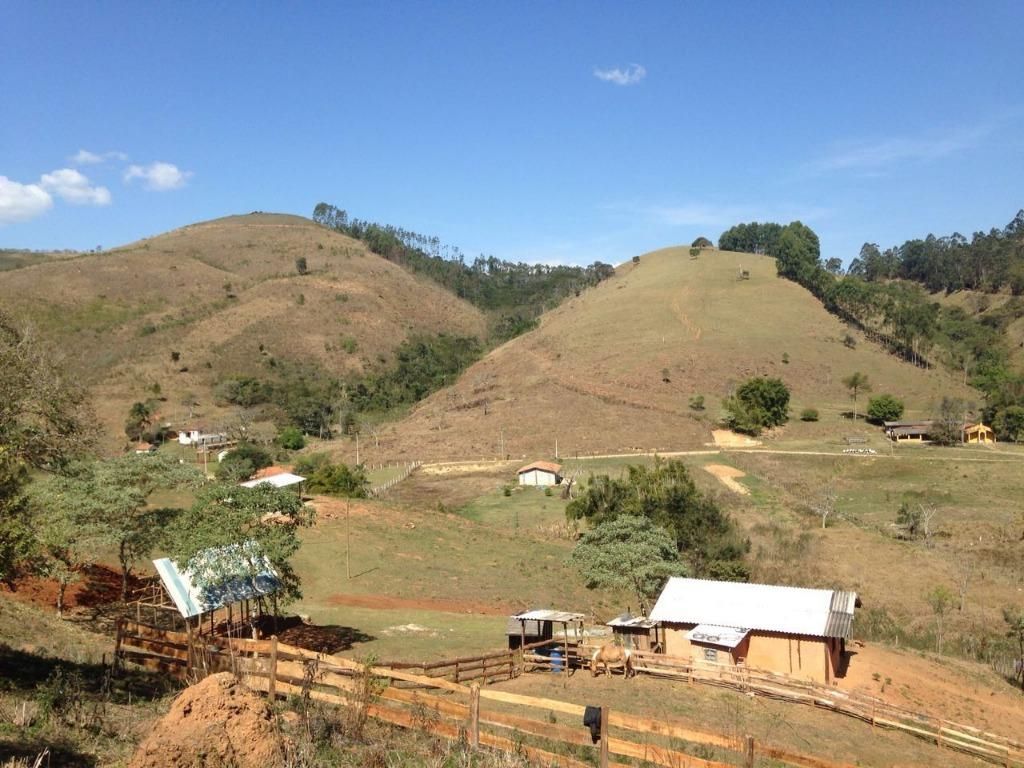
577,645,1024,767
116,621,857,768
369,461,421,497
115,622,1024,768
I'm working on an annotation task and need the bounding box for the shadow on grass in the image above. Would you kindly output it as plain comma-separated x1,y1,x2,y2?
0,738,97,768
268,617,376,655
0,644,177,703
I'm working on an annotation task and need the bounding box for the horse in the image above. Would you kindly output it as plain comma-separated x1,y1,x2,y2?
590,644,634,678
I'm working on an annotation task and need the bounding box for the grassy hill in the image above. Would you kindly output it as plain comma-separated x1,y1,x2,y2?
0,213,487,449
371,246,973,462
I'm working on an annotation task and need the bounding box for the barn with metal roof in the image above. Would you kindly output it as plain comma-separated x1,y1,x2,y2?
648,577,858,684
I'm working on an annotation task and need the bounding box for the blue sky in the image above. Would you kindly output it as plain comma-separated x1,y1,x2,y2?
1,1,1022,266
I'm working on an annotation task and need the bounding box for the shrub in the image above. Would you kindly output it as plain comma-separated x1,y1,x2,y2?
295,256,308,275
217,442,273,481
722,377,790,435
276,426,306,451
691,236,713,248
689,394,705,411
842,333,857,349
867,394,904,424
800,408,819,422
781,352,789,364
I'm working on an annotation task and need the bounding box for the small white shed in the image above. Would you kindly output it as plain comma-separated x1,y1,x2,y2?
517,461,562,487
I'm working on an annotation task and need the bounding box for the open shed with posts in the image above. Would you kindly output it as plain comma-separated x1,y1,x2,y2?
509,609,585,675
606,613,661,651
128,541,282,639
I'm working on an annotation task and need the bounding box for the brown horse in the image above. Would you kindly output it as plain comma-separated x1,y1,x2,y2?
590,644,634,678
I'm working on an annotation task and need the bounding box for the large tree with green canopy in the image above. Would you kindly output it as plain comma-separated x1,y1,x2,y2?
0,312,93,581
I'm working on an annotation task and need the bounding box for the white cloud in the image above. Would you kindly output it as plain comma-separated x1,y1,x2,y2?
40,168,111,206
611,201,832,229
123,161,192,190
0,176,53,225
71,149,129,165
594,63,646,86
807,126,989,175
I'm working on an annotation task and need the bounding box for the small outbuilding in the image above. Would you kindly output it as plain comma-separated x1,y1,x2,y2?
517,461,562,487
883,420,933,442
648,577,857,684
963,422,996,444
239,472,306,490
130,541,282,636
606,613,660,651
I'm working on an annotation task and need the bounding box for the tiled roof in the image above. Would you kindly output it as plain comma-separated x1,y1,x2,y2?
517,461,562,475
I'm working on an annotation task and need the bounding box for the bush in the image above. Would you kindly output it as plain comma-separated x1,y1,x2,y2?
276,426,306,451
800,408,819,422
689,394,705,411
302,458,368,497
867,394,904,424
219,442,273,477
295,256,308,275
691,236,713,248
723,377,790,435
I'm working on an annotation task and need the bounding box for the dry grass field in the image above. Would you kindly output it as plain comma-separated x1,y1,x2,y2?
362,246,973,463
0,213,486,450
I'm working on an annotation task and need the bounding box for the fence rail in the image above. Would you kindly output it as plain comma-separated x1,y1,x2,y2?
368,461,421,497
115,622,1023,768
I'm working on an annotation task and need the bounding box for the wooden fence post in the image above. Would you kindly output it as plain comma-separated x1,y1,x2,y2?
599,706,609,768
113,618,124,674
268,636,278,701
469,683,480,749
744,735,755,767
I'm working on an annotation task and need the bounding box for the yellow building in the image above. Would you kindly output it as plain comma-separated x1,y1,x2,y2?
648,578,858,685
963,423,995,444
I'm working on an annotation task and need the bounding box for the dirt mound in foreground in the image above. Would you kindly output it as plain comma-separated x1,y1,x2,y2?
129,673,283,768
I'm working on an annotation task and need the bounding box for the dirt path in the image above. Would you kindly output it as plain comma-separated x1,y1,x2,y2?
703,464,750,495
711,429,761,448
326,592,514,616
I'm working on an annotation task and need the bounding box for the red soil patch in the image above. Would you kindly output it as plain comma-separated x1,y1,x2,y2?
129,672,283,768
0,564,142,612
308,495,390,522
327,592,513,616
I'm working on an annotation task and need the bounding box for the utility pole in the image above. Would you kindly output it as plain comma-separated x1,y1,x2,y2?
355,431,360,465
499,427,505,459
346,500,351,579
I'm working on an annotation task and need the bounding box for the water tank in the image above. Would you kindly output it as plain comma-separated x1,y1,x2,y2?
550,648,563,673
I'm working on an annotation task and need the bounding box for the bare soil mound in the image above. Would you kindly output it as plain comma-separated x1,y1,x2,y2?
129,673,283,768
703,464,750,495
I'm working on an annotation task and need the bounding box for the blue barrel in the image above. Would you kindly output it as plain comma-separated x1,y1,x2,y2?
550,648,563,673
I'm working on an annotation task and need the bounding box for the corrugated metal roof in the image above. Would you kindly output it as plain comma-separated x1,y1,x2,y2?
606,613,657,629
648,578,856,639
514,609,584,623
517,461,562,475
687,624,749,649
153,542,281,619
240,472,305,489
